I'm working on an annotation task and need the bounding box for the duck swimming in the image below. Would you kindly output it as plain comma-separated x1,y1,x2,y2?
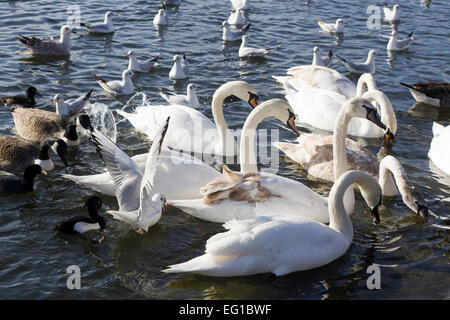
55,196,105,234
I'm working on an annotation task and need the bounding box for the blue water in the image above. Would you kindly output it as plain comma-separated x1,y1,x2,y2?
0,0,448,299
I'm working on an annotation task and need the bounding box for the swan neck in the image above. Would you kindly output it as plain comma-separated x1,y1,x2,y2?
239,107,271,174
363,90,397,134
312,52,319,65
333,109,351,180
379,159,399,196
211,86,232,155
356,75,377,96
328,173,355,240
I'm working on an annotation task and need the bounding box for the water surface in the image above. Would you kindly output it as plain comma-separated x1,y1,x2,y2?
0,0,449,299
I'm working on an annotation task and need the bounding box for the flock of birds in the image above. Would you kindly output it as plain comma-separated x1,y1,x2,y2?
0,0,449,278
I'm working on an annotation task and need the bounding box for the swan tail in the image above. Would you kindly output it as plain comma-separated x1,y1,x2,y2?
163,255,217,274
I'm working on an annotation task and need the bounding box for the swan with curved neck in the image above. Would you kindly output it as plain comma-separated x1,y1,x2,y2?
379,156,428,217
274,67,394,139
274,134,428,216
168,97,383,223
163,170,382,277
239,99,299,174
116,80,258,156
63,81,259,200
211,81,259,156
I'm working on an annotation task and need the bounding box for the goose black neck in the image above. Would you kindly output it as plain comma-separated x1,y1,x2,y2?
64,125,78,141
37,145,50,160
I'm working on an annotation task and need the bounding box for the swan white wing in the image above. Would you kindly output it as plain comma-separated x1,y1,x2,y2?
116,104,218,154
286,66,356,99
165,216,348,276
90,128,142,211
286,86,346,132
62,149,221,200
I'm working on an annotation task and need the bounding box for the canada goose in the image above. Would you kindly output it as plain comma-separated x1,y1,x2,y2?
8,105,79,142
0,136,69,173
401,82,450,107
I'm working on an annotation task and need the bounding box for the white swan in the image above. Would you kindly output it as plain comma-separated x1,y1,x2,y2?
378,156,429,217
62,81,259,199
116,80,259,156
81,116,169,232
163,170,382,277
168,97,383,224
62,148,220,200
273,126,429,215
428,122,450,176
275,66,396,139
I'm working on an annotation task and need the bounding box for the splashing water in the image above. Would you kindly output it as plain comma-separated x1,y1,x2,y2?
80,102,118,142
